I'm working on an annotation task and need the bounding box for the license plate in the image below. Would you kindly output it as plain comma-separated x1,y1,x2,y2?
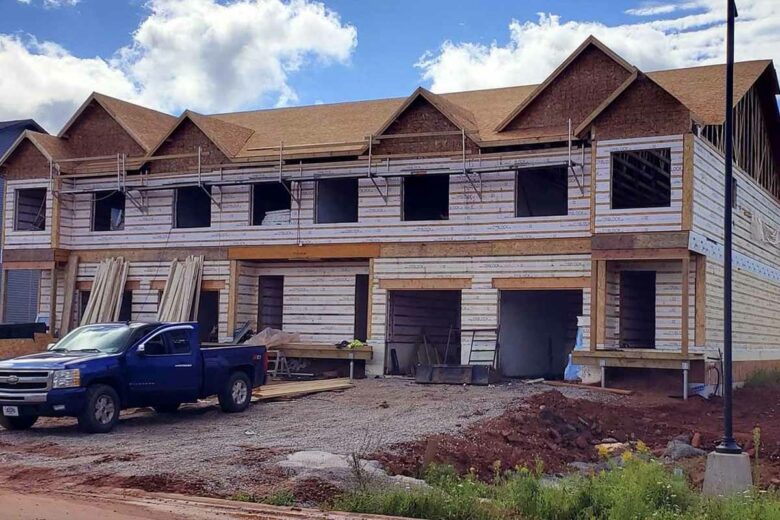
2,406,19,417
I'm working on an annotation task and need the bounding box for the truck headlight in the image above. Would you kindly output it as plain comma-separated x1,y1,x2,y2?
52,369,81,389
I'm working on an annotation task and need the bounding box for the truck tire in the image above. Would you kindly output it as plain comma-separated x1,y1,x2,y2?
0,414,38,431
78,384,120,434
153,403,180,414
219,371,251,413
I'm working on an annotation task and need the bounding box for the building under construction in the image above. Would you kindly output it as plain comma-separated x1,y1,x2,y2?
1,37,779,390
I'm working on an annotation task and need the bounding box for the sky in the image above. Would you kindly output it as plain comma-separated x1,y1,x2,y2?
0,0,778,133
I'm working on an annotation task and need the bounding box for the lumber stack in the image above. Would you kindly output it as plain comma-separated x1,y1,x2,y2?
251,378,353,402
80,257,129,325
157,255,204,322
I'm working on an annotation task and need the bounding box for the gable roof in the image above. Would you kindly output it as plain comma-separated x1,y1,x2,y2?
372,87,478,138
0,130,70,167
494,36,636,133
647,60,775,125
148,110,255,159
58,92,177,153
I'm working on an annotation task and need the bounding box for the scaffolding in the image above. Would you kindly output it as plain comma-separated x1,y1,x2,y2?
42,125,590,206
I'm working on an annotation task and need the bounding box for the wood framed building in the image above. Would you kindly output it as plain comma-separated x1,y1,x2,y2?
1,36,779,386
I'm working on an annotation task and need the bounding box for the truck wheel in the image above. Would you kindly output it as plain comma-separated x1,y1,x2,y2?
219,372,251,413
0,414,38,431
78,384,120,434
153,403,180,414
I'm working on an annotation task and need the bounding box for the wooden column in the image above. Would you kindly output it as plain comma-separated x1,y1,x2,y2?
226,260,239,337
590,260,606,351
596,260,607,349
681,256,690,355
694,254,707,347
49,267,58,336
367,258,374,338
681,133,694,231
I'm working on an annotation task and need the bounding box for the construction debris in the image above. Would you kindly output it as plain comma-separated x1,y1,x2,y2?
80,257,128,325
157,255,204,322
544,380,634,395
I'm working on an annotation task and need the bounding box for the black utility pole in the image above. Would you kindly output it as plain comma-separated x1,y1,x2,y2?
716,0,741,455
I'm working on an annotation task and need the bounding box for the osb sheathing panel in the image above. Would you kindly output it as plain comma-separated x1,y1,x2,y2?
504,45,632,133
2,140,51,180
152,118,229,173
593,76,691,140
371,97,478,156
62,101,145,158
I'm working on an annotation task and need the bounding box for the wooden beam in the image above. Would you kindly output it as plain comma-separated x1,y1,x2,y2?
681,133,694,231
380,237,591,258
492,276,590,290
378,278,472,290
596,260,607,349
202,279,226,291
74,247,228,263
695,254,707,347
591,248,691,261
681,256,690,356
592,231,690,250
226,260,239,336
2,261,55,270
229,243,381,261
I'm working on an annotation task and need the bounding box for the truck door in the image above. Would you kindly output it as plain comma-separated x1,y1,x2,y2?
126,326,201,405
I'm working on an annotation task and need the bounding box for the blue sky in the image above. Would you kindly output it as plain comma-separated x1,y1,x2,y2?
1,0,778,132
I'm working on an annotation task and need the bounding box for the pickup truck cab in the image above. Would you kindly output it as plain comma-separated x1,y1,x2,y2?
0,322,267,433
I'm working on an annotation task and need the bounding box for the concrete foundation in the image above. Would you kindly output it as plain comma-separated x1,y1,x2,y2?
702,451,753,496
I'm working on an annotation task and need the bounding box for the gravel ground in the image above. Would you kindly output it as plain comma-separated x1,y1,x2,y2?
0,378,614,495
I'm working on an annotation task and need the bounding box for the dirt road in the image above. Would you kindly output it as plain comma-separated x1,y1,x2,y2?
0,378,609,498
0,488,413,519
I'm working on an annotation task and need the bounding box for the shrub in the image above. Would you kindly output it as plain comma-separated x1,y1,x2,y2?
333,458,780,520
744,368,780,388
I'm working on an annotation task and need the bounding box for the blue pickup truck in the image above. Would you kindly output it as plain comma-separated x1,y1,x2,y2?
0,322,267,433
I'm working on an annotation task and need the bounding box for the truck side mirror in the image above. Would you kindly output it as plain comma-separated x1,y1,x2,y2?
137,344,146,356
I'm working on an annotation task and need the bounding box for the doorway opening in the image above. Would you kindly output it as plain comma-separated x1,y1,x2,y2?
498,290,582,379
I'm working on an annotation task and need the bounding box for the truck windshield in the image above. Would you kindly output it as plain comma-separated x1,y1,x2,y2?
50,324,136,354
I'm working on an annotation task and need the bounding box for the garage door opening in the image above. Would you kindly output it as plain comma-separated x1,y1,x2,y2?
498,290,582,379
386,290,461,375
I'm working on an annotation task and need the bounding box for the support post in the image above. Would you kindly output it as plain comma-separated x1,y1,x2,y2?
49,267,58,337
226,260,239,338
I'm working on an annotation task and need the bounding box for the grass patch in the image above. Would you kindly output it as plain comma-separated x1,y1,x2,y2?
333,459,780,520
230,489,296,507
744,368,780,388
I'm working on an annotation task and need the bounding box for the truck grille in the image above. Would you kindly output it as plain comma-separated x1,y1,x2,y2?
0,370,50,392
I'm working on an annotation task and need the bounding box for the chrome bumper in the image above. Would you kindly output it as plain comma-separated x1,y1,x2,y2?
0,392,48,403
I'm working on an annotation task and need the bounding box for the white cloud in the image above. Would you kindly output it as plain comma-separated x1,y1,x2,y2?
417,0,780,93
625,3,689,16
16,0,81,7
0,0,356,131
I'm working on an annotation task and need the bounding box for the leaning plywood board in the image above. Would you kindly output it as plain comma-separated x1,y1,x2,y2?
251,378,353,402
80,257,128,325
59,254,79,334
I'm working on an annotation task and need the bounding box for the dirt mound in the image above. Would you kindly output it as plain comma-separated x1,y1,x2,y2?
293,477,342,505
83,472,209,496
376,387,780,485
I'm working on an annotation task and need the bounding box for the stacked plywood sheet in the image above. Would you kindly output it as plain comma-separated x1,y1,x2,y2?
80,257,129,325
157,255,204,322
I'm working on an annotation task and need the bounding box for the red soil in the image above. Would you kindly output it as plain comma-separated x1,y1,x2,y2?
376,386,780,487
